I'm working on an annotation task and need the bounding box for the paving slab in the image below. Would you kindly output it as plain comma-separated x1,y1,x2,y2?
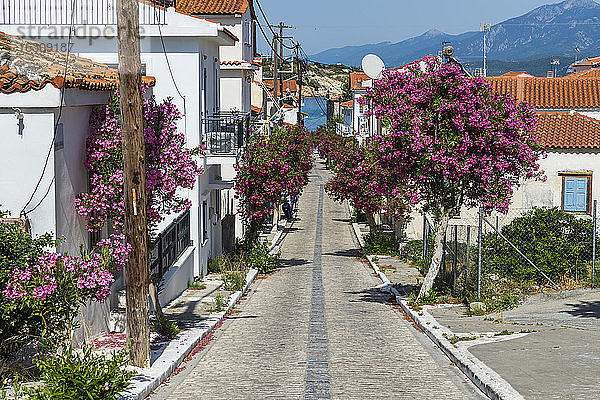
149,161,485,400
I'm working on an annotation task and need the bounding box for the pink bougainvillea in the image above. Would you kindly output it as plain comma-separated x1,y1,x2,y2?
356,56,545,296
234,124,314,232
3,252,114,303
75,91,203,270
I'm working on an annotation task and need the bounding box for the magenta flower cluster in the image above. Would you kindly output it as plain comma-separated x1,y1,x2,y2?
74,90,203,269
3,252,114,303
234,125,314,225
357,56,545,216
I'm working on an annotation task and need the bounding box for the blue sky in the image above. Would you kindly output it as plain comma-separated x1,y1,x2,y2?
255,0,556,54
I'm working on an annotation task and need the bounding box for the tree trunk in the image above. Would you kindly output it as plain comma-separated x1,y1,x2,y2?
366,213,377,234
419,211,451,298
149,282,163,320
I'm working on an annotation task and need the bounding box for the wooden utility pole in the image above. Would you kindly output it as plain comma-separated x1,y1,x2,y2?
273,34,279,109
270,22,294,107
297,46,304,126
117,0,150,368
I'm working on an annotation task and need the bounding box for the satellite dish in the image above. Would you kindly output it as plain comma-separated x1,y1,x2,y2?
362,54,385,80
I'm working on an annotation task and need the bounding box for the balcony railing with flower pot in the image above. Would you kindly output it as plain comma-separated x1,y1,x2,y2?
202,112,250,156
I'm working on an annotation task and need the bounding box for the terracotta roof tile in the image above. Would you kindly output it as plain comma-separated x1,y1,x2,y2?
566,68,600,78
263,78,297,92
499,71,534,77
573,56,600,68
221,60,260,67
0,32,155,94
175,0,248,15
486,76,600,109
350,71,370,90
535,112,600,149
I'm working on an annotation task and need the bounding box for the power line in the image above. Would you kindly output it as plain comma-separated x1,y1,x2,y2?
254,0,276,37
255,17,287,62
153,4,188,134
21,0,78,217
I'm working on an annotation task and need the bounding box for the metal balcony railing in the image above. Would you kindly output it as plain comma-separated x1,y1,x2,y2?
0,0,167,25
149,209,191,280
336,122,352,136
202,112,250,155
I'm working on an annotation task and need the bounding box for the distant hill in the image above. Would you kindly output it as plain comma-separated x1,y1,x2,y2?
310,0,600,76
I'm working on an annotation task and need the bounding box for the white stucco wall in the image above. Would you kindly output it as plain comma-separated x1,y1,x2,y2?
0,101,56,239
403,149,600,240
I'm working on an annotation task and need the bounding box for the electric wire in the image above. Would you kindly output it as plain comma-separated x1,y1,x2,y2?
296,44,328,116
254,0,276,37
153,4,188,135
20,0,77,217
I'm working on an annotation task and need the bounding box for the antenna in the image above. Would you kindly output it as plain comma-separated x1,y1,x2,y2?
362,54,385,80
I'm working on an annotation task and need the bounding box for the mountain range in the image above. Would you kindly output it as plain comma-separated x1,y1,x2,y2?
310,0,600,76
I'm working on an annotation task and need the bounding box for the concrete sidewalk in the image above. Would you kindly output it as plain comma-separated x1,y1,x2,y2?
429,289,600,400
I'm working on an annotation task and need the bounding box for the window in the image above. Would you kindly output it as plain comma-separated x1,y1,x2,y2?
202,200,208,244
561,173,592,213
243,20,251,45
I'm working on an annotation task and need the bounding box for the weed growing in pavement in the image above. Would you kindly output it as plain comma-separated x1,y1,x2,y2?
222,270,246,292
211,294,228,313
408,290,437,308
494,330,513,336
152,314,181,340
443,334,477,346
189,279,207,290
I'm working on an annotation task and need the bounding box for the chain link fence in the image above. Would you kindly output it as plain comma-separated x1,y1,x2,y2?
416,201,600,301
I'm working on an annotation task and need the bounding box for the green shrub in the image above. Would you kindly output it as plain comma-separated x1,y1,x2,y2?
21,345,132,400
222,270,246,292
481,208,595,283
363,232,397,255
243,242,279,274
0,220,56,371
151,314,180,340
207,256,222,274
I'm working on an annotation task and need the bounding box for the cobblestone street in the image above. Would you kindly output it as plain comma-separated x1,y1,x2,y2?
150,161,485,400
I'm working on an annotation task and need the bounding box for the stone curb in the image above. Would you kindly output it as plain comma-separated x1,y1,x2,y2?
350,221,524,400
119,219,290,400
119,268,259,400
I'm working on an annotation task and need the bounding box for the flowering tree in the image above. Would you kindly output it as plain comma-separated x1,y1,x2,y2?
318,124,409,231
235,124,314,241
363,57,545,298
0,219,114,365
75,91,203,269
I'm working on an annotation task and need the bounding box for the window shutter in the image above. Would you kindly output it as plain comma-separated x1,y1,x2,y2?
243,21,250,45
575,177,588,212
564,177,577,212
564,176,588,212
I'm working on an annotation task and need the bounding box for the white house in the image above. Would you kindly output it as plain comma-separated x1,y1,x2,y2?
174,0,259,115
1,1,246,326
0,31,156,337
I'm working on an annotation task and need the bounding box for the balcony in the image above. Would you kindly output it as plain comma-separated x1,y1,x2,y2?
336,122,352,136
0,0,167,25
202,112,250,156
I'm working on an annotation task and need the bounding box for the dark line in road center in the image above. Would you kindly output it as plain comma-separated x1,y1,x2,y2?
304,178,331,400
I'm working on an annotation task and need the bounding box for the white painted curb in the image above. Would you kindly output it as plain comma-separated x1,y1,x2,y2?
350,216,523,400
